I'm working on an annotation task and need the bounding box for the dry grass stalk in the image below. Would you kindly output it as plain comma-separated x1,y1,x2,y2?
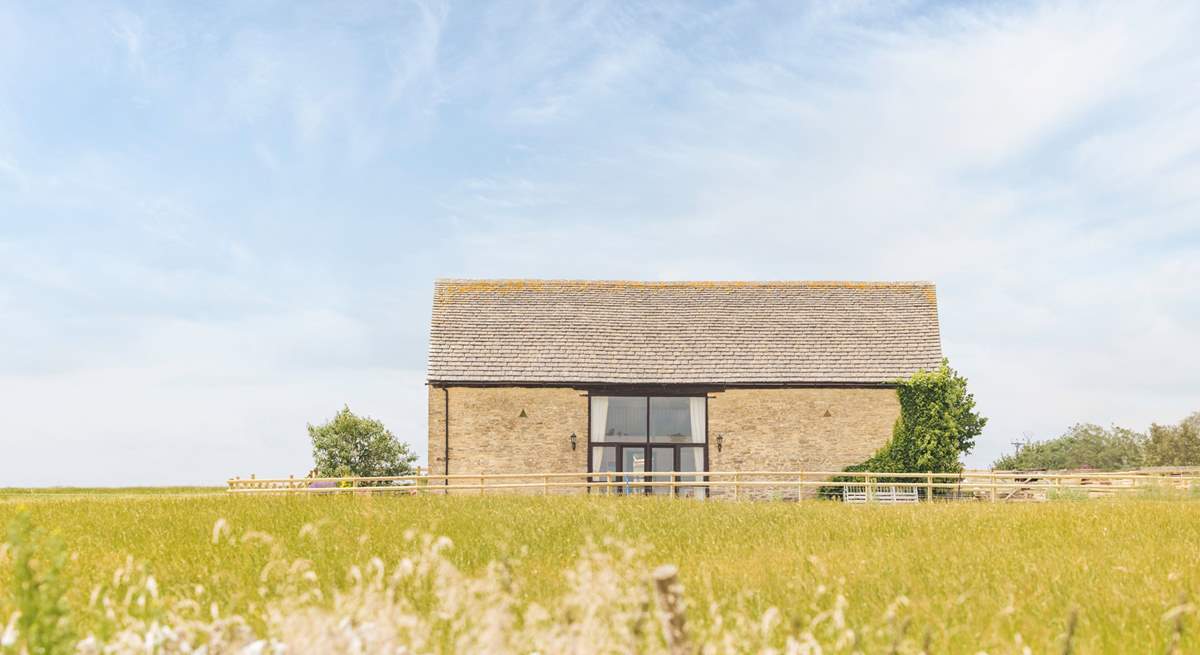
653,564,690,655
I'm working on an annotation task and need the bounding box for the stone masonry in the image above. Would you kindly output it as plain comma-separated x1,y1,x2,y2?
707,387,899,498
428,385,898,497
428,386,588,493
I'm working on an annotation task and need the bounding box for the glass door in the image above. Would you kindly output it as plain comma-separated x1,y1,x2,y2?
651,447,675,496
678,446,706,498
591,446,617,481
621,446,646,494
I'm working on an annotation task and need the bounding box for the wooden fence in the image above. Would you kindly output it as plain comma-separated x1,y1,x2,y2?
227,468,1200,502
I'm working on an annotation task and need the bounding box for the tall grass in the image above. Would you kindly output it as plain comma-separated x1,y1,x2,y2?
1,494,1198,652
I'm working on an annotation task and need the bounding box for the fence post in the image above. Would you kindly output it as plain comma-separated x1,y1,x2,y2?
925,473,933,502
867,475,875,502
653,565,691,655
479,475,485,495
543,475,549,496
734,473,741,501
990,471,997,503
607,472,613,496
798,470,805,503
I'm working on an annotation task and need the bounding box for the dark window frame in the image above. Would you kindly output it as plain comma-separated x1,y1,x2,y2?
587,391,709,496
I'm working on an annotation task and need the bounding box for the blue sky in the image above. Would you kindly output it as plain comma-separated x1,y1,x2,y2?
2,0,1199,485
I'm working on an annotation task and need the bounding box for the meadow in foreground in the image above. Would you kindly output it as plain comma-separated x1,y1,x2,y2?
1,493,1198,653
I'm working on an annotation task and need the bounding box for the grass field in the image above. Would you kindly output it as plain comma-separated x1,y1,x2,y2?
2,492,1198,653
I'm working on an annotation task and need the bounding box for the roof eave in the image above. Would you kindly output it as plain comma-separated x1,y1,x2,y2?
426,379,903,389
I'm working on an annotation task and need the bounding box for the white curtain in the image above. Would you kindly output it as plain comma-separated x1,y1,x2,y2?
591,396,609,442
689,397,706,445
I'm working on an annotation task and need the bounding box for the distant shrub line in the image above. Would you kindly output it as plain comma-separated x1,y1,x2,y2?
993,413,1200,471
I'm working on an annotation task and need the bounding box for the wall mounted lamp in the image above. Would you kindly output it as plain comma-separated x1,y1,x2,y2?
569,432,578,451
716,433,724,453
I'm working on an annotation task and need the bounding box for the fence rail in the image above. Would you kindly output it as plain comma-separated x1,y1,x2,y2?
226,468,1200,502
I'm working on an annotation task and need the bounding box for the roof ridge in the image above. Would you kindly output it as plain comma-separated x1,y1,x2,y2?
435,278,935,287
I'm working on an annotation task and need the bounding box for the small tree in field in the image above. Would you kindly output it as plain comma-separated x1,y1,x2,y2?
309,406,417,479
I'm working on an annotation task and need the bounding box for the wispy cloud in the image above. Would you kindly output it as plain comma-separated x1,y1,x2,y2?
0,155,27,190
386,0,448,105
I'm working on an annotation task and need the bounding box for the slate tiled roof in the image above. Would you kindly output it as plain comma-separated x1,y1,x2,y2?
428,280,943,386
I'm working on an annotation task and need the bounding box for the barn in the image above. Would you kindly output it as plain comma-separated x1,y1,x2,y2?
426,279,943,496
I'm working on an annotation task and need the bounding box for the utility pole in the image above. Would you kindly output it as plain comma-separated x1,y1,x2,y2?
1010,431,1033,457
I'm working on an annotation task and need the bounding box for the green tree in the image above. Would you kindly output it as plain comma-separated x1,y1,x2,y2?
992,423,1146,471
1144,412,1200,467
309,406,417,479
853,360,987,474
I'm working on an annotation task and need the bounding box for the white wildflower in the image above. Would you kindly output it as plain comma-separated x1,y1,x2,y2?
1,611,19,647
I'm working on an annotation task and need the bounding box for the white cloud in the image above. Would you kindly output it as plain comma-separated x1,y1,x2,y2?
1,300,427,486
0,159,27,194
0,365,427,486
108,9,146,74
387,0,448,104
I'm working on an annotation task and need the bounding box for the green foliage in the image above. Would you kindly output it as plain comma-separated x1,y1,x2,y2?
1145,413,1200,467
309,405,417,479
993,424,1146,471
856,360,987,474
994,413,1200,471
3,512,74,655
823,361,986,497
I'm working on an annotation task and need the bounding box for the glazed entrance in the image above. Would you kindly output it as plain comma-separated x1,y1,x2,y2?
588,395,707,497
